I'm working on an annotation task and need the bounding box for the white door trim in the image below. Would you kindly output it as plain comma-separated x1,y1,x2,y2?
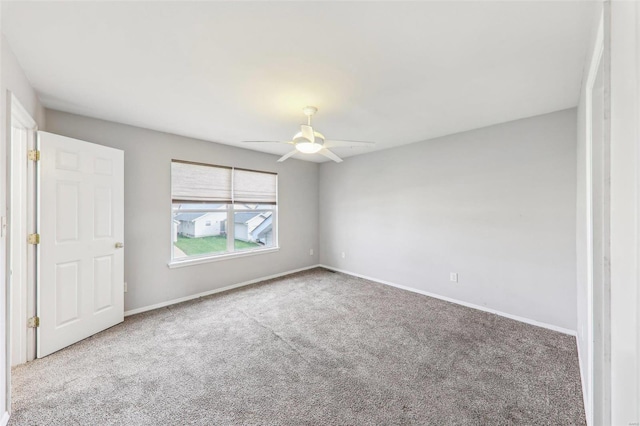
636,3,640,416
8,93,37,368
584,11,607,426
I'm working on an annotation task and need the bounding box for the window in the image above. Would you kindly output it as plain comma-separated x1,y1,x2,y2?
170,160,277,264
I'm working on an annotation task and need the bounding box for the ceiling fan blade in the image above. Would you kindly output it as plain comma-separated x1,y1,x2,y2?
324,139,375,148
277,149,298,162
243,140,294,144
300,125,315,143
319,148,343,163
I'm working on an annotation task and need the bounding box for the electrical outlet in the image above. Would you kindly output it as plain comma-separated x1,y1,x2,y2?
341,252,346,259
310,248,314,256
124,282,128,293
450,273,458,283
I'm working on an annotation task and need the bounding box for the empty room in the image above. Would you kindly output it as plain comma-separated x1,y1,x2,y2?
0,1,638,425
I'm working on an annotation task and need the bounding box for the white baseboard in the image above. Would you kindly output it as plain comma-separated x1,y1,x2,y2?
1,411,10,426
319,264,578,336
124,264,321,317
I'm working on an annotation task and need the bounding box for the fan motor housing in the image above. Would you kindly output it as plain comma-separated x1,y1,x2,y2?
292,131,325,146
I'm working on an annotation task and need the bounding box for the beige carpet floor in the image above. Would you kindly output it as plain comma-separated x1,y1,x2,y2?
10,268,585,425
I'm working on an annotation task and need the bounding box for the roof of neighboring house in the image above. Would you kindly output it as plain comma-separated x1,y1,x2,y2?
234,212,262,224
174,212,208,222
250,215,272,238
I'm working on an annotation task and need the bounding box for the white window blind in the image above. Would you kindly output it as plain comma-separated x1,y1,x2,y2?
171,161,232,203
234,168,277,204
171,161,277,204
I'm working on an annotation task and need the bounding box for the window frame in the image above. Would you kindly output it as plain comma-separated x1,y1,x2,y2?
168,161,279,268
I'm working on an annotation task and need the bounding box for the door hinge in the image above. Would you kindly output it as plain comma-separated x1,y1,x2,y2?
28,150,40,161
27,316,40,328
27,233,40,245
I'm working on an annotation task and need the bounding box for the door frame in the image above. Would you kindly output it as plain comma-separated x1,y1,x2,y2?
7,93,37,370
584,10,610,426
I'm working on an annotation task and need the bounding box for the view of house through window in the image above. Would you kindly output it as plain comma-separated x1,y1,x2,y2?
171,161,277,261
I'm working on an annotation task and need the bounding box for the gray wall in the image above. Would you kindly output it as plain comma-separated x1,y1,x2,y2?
44,109,319,312
319,109,578,331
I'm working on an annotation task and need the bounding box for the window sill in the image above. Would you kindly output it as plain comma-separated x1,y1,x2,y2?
167,246,280,269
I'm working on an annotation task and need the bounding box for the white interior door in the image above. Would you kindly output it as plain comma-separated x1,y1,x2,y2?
37,131,124,358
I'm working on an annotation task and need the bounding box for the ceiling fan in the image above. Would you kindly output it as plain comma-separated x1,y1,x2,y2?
243,106,374,163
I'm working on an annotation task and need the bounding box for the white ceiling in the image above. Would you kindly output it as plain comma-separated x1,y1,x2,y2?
3,1,596,162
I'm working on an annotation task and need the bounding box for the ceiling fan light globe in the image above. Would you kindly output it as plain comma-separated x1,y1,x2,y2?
295,141,322,154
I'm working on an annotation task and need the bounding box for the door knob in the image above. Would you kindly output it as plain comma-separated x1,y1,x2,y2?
115,242,124,249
